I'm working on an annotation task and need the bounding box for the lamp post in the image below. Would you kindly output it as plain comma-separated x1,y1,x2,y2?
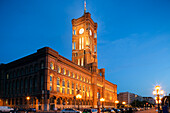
76,92,82,110
153,85,164,113
115,100,119,108
100,98,105,108
26,96,30,109
122,101,126,108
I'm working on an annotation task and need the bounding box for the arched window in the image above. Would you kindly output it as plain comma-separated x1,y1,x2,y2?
58,66,61,73
50,62,54,70
63,68,66,75
67,81,70,94
50,75,52,91
62,79,65,94
57,78,60,92
94,45,97,52
57,98,61,105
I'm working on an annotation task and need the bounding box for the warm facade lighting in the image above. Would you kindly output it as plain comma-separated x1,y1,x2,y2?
115,100,119,104
100,98,105,102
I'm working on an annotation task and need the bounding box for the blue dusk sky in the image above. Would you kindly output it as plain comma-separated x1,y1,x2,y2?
0,0,170,97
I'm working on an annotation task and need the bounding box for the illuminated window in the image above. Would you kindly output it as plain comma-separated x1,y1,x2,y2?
81,58,83,66
58,66,61,73
73,73,75,78
63,68,66,75
62,79,65,87
72,42,76,50
79,38,81,50
73,30,76,35
50,75,52,82
50,86,52,91
78,59,80,65
82,37,84,49
68,71,70,76
50,62,54,70
94,33,97,38
57,78,60,92
67,81,70,87
67,81,70,94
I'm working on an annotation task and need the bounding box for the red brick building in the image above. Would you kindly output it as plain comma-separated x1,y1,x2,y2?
0,12,117,111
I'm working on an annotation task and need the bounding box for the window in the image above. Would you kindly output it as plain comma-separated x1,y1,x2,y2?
78,59,80,65
73,30,76,35
72,72,75,78
100,72,102,76
41,62,44,69
40,75,44,90
62,79,65,87
7,74,9,79
82,37,84,49
57,78,60,85
72,42,76,50
72,82,74,95
94,45,96,52
68,71,70,76
63,68,66,75
67,88,70,94
94,33,97,38
81,58,83,66
67,81,70,88
79,38,81,50
50,86,52,91
62,88,65,94
57,78,60,92
58,66,61,73
50,62,54,70
50,75,52,82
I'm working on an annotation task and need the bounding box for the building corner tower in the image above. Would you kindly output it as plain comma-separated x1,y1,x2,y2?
71,12,98,72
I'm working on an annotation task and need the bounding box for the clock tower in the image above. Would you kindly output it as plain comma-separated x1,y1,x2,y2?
72,12,98,71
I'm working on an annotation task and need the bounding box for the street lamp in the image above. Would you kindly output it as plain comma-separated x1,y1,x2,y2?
26,96,30,109
153,85,164,113
100,98,105,108
122,101,126,105
76,92,82,110
115,100,119,108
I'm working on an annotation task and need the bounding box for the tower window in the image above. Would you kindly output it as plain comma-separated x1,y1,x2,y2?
82,37,84,49
78,59,80,65
79,38,81,50
94,45,97,52
73,30,76,35
72,42,76,50
81,58,83,66
94,33,97,38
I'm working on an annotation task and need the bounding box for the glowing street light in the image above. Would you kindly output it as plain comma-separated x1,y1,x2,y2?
115,100,119,104
26,96,30,100
153,85,164,113
100,98,105,108
122,101,126,105
76,90,82,110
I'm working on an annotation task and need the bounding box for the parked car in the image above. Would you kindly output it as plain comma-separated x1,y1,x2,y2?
0,106,14,113
101,109,116,113
27,108,36,112
60,108,82,113
112,108,121,113
17,108,27,112
83,108,98,113
119,108,126,113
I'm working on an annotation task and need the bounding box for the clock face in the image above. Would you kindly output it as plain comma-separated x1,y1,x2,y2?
89,30,92,36
79,28,84,34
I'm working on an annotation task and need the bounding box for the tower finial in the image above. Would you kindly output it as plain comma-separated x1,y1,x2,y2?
84,0,86,13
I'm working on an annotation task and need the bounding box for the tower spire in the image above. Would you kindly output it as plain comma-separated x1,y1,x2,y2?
84,0,86,13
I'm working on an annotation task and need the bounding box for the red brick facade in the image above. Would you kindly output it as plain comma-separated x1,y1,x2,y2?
0,12,117,111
